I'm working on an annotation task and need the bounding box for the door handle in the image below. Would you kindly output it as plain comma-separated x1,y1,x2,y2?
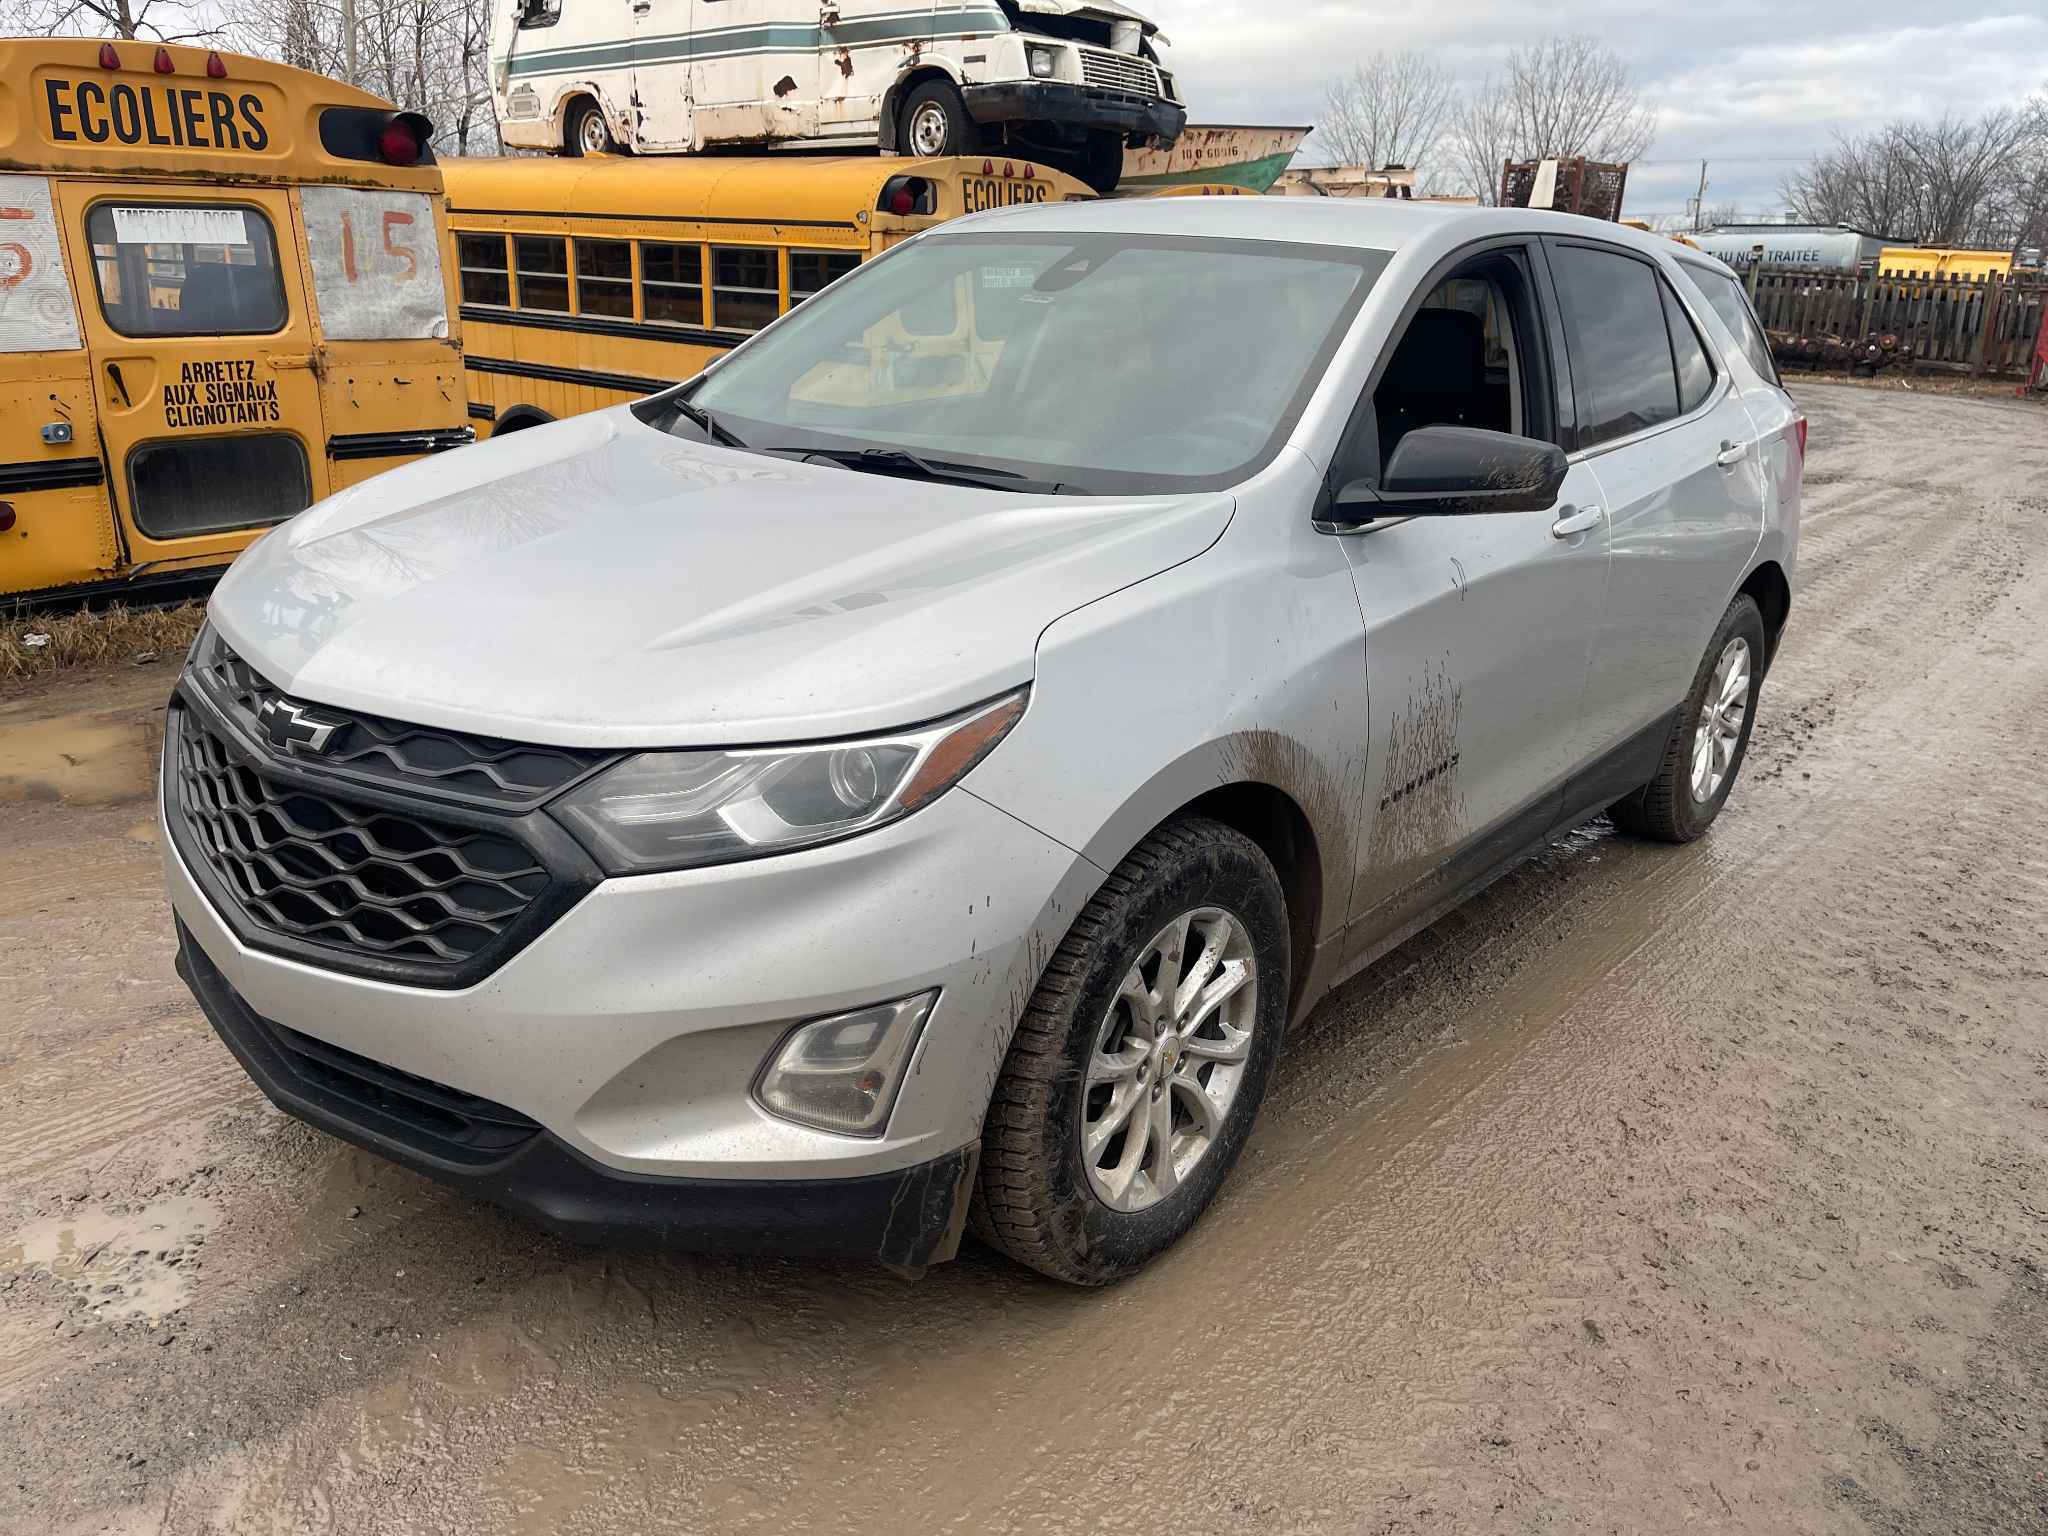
1551,505,1602,539
1716,440,1748,468
270,353,317,370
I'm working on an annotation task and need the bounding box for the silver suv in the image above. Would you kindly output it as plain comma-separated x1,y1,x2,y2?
164,198,1802,1284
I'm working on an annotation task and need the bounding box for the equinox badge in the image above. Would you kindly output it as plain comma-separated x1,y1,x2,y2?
257,697,344,756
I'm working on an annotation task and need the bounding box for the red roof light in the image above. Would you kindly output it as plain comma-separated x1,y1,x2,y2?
153,46,174,72
206,50,227,78
98,42,120,69
376,119,422,166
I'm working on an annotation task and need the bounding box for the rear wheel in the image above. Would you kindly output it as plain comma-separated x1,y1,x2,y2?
1611,594,1767,843
972,817,1289,1285
564,99,617,157
902,80,973,158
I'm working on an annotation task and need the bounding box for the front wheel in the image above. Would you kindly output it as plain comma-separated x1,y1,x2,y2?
1078,130,1125,194
1611,594,1768,843
901,80,974,158
972,817,1289,1285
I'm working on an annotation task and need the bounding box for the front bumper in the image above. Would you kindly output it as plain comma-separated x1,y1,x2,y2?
175,925,977,1264
962,80,1186,144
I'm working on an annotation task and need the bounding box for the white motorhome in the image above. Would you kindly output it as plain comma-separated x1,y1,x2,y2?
490,0,1186,190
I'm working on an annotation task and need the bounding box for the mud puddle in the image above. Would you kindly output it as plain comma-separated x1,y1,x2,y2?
0,713,155,805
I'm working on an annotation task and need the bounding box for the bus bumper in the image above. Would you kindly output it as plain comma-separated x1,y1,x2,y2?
962,82,1186,146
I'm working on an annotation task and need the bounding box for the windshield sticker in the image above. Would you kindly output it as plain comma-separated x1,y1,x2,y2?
111,206,248,247
0,175,83,354
980,264,1038,290
163,358,280,429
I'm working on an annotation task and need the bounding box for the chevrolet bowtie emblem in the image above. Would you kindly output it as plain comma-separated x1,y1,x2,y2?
256,697,344,756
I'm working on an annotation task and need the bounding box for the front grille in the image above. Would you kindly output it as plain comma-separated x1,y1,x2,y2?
1079,47,1162,98
267,1020,541,1164
174,704,552,971
197,634,605,811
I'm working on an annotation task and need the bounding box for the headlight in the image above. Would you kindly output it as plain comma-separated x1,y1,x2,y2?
1027,44,1058,79
552,690,1027,875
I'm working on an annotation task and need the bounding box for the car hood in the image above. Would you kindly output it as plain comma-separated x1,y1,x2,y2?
210,408,1232,749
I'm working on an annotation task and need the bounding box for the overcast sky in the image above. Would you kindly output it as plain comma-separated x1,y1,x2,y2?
1141,2,2048,220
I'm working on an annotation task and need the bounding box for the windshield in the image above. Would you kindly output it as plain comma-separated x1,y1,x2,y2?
643,232,1389,496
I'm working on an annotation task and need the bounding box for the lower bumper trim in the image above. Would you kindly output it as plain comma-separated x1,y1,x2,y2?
962,80,1185,143
174,921,977,1267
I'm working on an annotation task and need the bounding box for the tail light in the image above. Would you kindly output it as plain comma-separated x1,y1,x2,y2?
0,503,15,535
877,175,934,217
1795,413,1808,463
377,119,422,166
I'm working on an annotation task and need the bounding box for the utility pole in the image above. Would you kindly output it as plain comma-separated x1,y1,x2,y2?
1693,159,1709,233
343,0,359,84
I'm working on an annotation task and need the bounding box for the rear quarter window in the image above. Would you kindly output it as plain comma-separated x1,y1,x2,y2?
1680,262,1780,386
0,174,83,353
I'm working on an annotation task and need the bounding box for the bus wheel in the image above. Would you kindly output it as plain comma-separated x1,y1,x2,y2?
566,99,618,157
1079,131,1125,195
902,80,972,158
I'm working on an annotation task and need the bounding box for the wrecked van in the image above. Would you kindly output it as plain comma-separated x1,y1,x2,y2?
490,0,1186,191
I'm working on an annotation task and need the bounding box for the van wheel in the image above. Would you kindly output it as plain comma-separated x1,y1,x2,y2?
1079,131,1124,194
972,817,1288,1285
565,99,618,157
902,80,973,158
1611,594,1767,843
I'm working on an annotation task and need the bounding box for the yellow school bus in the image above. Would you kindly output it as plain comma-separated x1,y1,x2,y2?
0,38,470,604
445,154,1092,436
1877,247,2017,280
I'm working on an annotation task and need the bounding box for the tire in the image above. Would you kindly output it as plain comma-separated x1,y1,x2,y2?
901,79,974,158
1610,594,1768,843
1078,130,1125,194
972,816,1289,1285
564,98,617,157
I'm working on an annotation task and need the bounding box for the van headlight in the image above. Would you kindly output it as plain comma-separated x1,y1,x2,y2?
552,691,1027,874
1027,44,1059,79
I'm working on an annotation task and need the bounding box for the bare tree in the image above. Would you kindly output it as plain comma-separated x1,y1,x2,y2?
0,0,221,42
1317,50,1457,187
1782,106,2045,247
1446,34,1658,203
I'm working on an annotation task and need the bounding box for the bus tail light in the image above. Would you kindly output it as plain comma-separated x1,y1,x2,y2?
154,46,174,72
206,50,227,78
0,504,16,535
877,175,934,217
318,106,436,167
377,119,423,166
98,42,120,68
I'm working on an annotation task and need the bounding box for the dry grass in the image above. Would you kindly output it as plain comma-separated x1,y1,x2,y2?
0,602,205,688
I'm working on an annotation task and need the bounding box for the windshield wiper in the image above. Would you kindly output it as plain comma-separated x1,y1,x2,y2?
669,397,748,448
768,445,1066,494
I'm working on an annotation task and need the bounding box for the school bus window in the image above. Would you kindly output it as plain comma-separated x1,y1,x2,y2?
457,233,511,306
790,250,860,307
85,202,285,338
711,246,778,332
514,235,569,312
640,242,704,327
576,238,634,319
128,433,310,540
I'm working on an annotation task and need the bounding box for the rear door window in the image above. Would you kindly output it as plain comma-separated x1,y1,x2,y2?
86,202,286,337
1679,262,1780,385
1547,242,1679,449
129,434,310,539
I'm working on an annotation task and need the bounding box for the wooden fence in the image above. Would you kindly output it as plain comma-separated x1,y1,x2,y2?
1745,265,2048,379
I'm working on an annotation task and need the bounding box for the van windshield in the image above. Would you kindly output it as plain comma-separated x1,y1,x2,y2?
648,232,1389,496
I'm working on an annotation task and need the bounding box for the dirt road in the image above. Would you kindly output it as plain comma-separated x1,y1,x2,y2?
3,383,2045,1535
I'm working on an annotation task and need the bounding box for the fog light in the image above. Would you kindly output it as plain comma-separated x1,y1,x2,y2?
755,992,937,1136
1027,45,1057,79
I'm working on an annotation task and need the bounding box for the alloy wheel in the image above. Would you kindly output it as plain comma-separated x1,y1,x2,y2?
1691,636,1752,802
1080,908,1259,1213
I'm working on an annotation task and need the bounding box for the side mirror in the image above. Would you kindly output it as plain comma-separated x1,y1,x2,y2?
1334,425,1568,518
